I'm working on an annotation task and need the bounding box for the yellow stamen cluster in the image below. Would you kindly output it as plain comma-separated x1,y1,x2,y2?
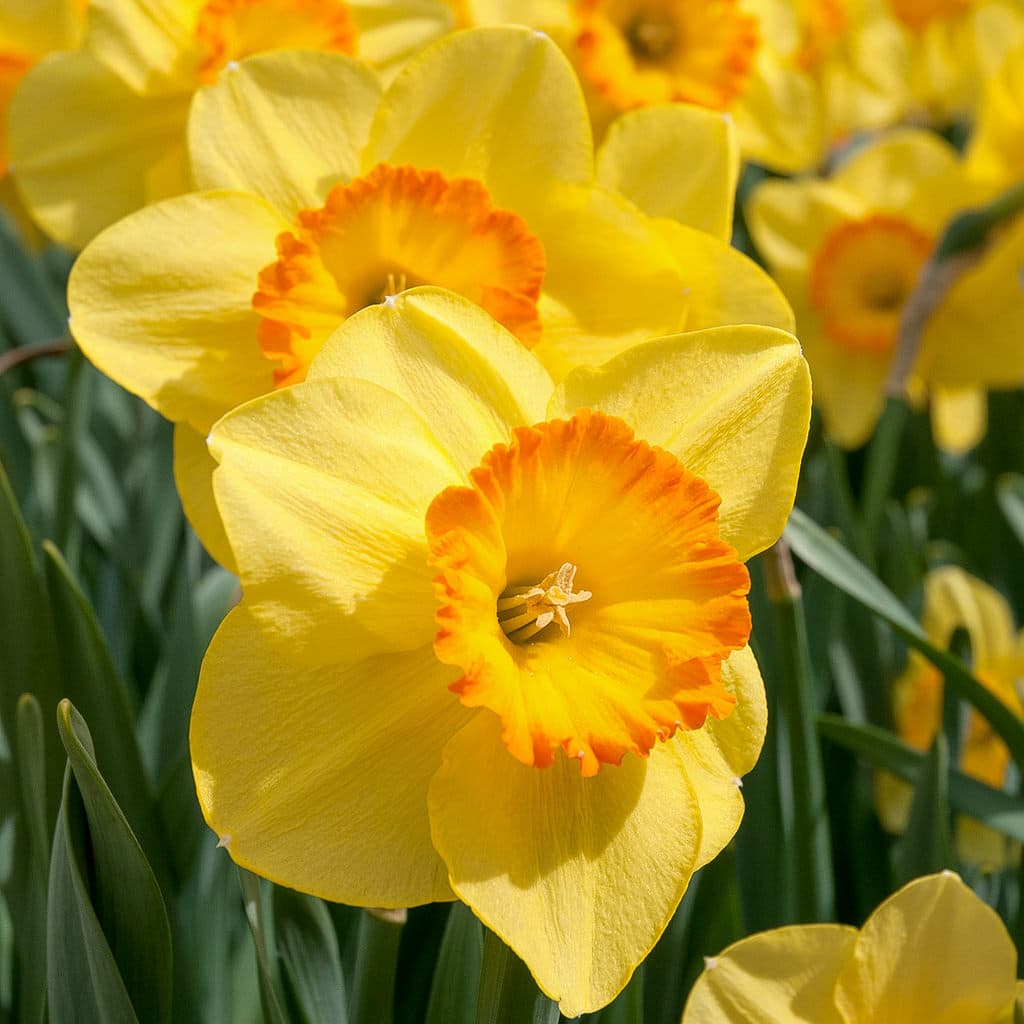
496,562,592,642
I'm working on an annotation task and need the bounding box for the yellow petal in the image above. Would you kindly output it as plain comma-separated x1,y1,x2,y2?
656,220,795,333
189,50,382,220
681,924,856,1023
8,50,191,248
834,872,1017,1024
349,0,454,74
528,184,690,381
595,104,738,241
173,422,236,571
365,26,592,219
921,565,1016,666
68,191,283,432
192,605,470,907
678,645,766,869
830,128,961,228
745,178,866,275
308,288,552,475
86,0,197,94
929,387,987,456
732,49,822,174
428,712,703,1017
550,325,811,560
917,217,1024,389
209,378,461,662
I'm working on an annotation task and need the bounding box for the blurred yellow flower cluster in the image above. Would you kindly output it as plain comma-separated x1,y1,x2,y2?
1,0,1022,1016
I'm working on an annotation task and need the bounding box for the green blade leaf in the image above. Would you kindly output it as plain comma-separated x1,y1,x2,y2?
0,463,62,820
238,869,287,1024
818,714,1024,842
785,507,1024,770
273,886,347,1024
48,700,172,1024
350,908,406,1024
41,542,175,893
896,733,952,885
425,904,482,1024
474,928,559,1024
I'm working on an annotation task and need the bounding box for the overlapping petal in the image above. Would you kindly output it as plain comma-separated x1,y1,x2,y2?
428,712,703,1016
68,190,284,432
189,50,381,218
192,606,469,907
549,325,811,560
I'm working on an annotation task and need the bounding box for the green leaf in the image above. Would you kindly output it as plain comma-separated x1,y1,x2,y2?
425,904,482,1024
47,700,172,1024
818,715,1024,842
238,869,287,1024
13,695,48,1024
595,969,643,1024
0,463,62,820
474,928,559,1024
895,733,952,885
761,542,834,922
785,507,1024,771
996,474,1024,550
273,886,347,1024
41,542,175,893
350,908,406,1024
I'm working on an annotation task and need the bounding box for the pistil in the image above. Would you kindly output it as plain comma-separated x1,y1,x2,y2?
497,562,592,642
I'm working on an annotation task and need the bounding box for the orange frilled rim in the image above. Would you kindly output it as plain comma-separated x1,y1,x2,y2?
426,409,751,777
252,163,546,386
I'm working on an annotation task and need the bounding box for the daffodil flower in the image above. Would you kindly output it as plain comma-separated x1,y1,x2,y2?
746,128,1024,452
190,287,811,1016
460,0,910,172
682,871,1024,1023
68,26,791,565
876,566,1024,866
7,0,453,248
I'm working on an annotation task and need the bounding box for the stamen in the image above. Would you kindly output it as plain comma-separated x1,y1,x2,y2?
497,562,592,643
381,271,409,302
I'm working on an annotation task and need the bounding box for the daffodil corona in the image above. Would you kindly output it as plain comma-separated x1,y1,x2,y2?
682,872,1024,1023
190,288,811,1015
68,27,791,567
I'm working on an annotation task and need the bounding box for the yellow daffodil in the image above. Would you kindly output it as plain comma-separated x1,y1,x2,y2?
461,0,909,172
967,39,1024,191
746,128,1024,452
0,0,82,234
68,27,792,565
8,0,454,248
876,566,1024,866
191,287,811,1016
681,871,1023,1023
880,0,1024,122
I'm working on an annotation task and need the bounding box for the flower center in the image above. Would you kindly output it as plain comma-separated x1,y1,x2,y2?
497,562,593,643
0,50,34,176
426,410,750,776
194,0,357,81
252,163,546,386
810,214,934,355
573,0,760,111
887,0,974,31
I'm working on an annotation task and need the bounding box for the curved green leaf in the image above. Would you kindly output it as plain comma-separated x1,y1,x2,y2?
48,700,172,1024
786,508,1024,770
426,904,482,1024
273,886,347,1024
